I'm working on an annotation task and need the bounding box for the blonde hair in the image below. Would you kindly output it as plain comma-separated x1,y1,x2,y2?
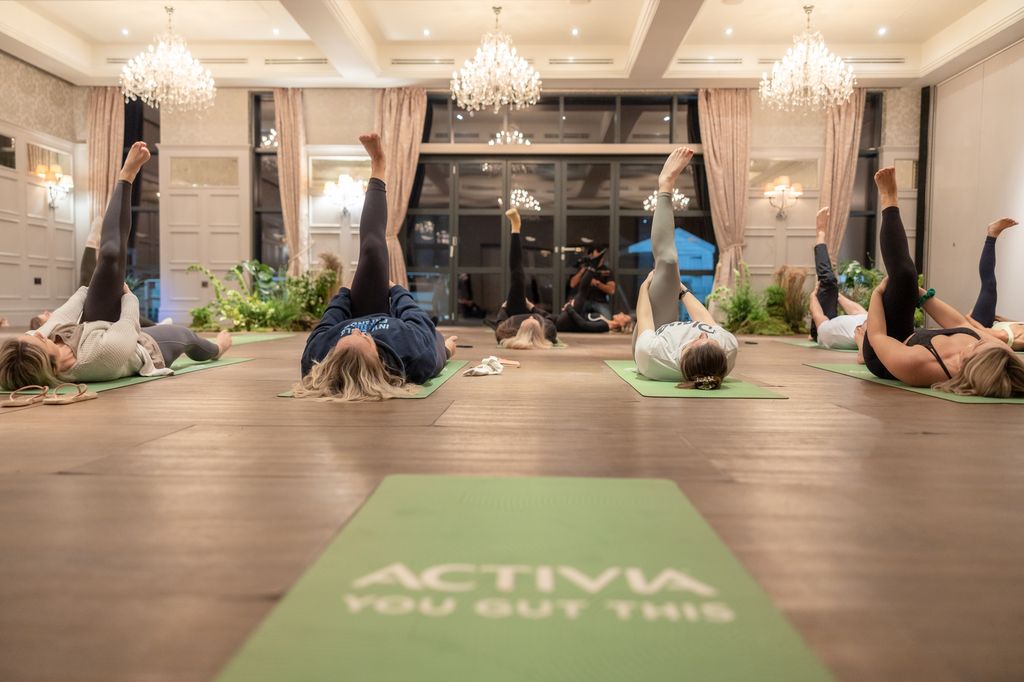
292,345,417,401
676,342,728,391
499,320,553,350
933,345,1024,398
0,337,60,389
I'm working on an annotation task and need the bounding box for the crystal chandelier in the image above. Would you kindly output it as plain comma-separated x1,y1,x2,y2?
488,129,531,146
643,189,690,212
450,6,542,115
120,6,216,114
510,188,541,211
759,5,855,112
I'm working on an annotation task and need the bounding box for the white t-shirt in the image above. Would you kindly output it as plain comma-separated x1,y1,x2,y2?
817,313,866,350
634,321,739,381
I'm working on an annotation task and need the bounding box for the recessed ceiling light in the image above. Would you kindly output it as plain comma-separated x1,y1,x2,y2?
272,27,280,36
663,115,670,122
562,115,566,120
724,27,734,36
423,28,431,37
877,27,888,36
571,27,579,37
121,28,129,36
456,113,464,120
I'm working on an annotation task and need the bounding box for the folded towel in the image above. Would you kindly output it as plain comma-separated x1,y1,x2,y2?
463,356,506,376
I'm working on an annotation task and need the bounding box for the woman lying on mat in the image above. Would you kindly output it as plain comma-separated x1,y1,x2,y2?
963,217,1024,352
493,207,559,349
0,143,232,391
297,133,457,401
808,206,868,358
632,148,738,390
862,168,1024,397
554,266,634,335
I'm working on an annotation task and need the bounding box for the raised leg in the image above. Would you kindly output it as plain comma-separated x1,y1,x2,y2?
81,142,150,323
349,133,391,318
648,147,693,328
970,218,1017,327
504,208,531,316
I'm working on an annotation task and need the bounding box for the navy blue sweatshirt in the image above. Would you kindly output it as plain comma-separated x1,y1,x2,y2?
301,285,446,383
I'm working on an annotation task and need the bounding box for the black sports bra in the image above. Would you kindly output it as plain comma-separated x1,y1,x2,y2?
905,327,980,379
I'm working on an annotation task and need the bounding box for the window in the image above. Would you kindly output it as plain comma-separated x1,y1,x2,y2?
252,92,286,270
123,99,160,320
424,95,701,145
0,133,14,170
839,91,883,265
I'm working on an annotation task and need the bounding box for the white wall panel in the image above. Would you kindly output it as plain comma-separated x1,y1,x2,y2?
928,40,1024,321
158,145,251,322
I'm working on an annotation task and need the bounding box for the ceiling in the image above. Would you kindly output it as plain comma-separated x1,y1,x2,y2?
1,0,1022,89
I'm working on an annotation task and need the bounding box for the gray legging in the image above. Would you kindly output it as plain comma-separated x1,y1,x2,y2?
633,192,681,352
144,324,220,367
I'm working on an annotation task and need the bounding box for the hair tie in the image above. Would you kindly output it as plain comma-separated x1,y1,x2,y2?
917,288,935,308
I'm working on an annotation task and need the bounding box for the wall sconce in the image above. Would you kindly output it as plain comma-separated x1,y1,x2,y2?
324,173,367,216
35,164,74,208
764,175,802,219
643,188,690,213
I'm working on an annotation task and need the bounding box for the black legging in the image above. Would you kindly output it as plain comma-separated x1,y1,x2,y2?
504,232,531,316
862,206,919,377
556,268,610,333
145,324,220,366
810,243,840,340
349,177,390,318
971,235,998,327
81,180,132,323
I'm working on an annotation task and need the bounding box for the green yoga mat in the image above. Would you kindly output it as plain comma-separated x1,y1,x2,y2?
604,360,786,399
228,332,296,345
807,362,1024,404
215,475,831,682
277,360,467,399
777,338,857,352
1,356,252,395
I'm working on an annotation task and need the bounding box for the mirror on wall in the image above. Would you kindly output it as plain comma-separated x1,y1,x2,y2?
169,157,239,188
0,134,14,170
27,142,72,182
894,158,918,190
749,158,819,191
309,156,372,226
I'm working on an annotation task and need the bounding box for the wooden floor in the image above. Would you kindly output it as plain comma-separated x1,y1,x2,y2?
2,327,1023,681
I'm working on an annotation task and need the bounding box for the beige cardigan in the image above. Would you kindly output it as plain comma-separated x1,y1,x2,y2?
34,287,173,382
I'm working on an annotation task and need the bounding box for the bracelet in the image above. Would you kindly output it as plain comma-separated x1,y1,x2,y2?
678,285,690,300
917,288,935,308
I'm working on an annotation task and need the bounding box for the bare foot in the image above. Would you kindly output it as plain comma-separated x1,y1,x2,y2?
987,217,1018,238
874,167,898,209
119,142,151,183
359,133,386,179
816,206,830,243
505,207,522,233
658,147,694,193
215,330,232,359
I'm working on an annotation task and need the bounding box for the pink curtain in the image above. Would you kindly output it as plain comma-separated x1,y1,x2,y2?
698,89,751,295
273,88,308,275
373,87,427,288
820,89,867,262
86,87,125,243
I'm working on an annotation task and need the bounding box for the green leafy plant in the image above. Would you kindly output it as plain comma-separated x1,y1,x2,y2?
839,259,924,326
708,263,794,335
188,256,339,331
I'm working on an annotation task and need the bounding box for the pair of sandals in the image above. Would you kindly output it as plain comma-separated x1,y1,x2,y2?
2,383,98,408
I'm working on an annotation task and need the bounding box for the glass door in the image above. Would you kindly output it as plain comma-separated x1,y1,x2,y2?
511,161,559,313
563,161,613,311
405,161,454,321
